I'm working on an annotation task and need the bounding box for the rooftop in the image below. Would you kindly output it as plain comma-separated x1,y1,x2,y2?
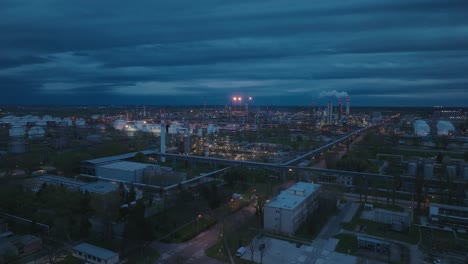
80,181,118,194
72,243,118,260
357,236,390,245
82,150,156,165
431,203,468,212
98,161,151,172
26,175,118,194
265,182,320,210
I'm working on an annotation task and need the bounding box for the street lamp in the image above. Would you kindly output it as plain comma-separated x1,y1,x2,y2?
197,214,203,232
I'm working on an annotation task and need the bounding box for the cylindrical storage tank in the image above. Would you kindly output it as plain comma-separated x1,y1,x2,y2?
9,125,25,137
113,119,126,130
408,163,417,176
9,140,26,154
28,126,45,139
35,120,47,126
75,118,86,127
424,164,434,178
62,118,73,126
134,121,144,130
446,165,457,178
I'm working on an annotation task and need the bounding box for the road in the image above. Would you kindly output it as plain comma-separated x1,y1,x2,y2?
152,206,255,264
152,224,224,264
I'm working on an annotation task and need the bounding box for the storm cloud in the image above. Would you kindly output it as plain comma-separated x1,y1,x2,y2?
0,0,467,106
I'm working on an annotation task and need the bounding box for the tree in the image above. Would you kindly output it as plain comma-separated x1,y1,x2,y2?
91,191,121,240
133,152,147,163
259,243,266,264
18,154,41,176
248,238,259,262
209,184,220,209
123,201,150,248
255,195,266,227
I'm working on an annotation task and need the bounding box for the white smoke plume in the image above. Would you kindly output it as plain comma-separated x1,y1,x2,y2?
414,120,430,136
436,120,455,136
319,90,348,98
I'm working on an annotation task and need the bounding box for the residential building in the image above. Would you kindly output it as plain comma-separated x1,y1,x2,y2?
264,182,321,236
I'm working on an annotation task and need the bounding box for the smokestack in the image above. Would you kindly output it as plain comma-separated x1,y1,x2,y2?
346,96,350,116
338,98,342,120
160,110,166,162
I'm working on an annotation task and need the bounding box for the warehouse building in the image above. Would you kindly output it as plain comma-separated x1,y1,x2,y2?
95,161,153,183
80,150,156,175
264,182,321,236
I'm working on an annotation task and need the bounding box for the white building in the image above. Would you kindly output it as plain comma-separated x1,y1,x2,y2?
264,182,321,236
72,243,119,264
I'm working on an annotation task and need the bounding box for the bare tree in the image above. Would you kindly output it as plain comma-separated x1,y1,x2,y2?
249,238,259,262
259,242,266,264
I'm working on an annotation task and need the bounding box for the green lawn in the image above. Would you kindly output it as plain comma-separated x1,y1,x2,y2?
206,208,261,264
334,234,358,255
373,203,405,212
420,226,468,253
58,255,83,264
341,204,419,244
162,216,217,243
127,247,160,264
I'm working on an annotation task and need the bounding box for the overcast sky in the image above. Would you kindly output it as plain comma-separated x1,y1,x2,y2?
1,0,467,106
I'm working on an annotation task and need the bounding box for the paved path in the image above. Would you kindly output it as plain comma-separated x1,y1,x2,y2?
152,224,224,264
152,206,255,264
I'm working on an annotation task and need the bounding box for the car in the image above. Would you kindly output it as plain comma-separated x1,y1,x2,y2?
235,247,247,257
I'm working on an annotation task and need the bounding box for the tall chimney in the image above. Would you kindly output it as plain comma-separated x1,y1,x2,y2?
346,96,350,116
338,98,343,120
160,110,166,162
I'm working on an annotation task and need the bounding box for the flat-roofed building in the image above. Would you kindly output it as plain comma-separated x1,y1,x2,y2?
24,175,118,194
264,182,321,235
72,243,119,264
357,236,390,254
80,150,156,175
95,161,152,183
429,203,468,228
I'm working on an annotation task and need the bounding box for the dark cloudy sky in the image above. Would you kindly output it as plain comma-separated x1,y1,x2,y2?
1,0,467,106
